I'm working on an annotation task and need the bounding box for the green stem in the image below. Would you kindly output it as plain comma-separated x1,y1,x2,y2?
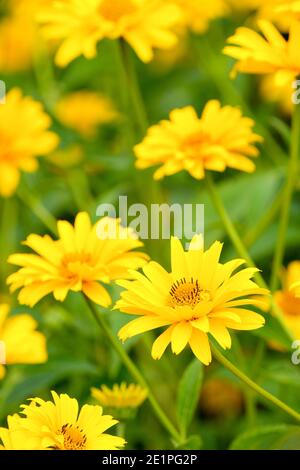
205,172,294,341
270,102,300,291
244,190,284,248
212,345,300,423
84,295,182,444
17,184,57,236
118,39,149,137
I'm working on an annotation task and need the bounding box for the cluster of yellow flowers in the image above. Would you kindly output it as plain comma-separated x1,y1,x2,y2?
0,0,300,451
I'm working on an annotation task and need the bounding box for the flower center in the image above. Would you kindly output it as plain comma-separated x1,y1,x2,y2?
99,0,137,22
169,277,211,308
61,252,94,279
182,132,208,160
60,424,87,451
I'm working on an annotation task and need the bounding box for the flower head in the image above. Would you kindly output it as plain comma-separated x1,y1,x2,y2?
7,212,148,307
134,102,262,180
223,20,300,87
0,88,59,197
115,236,267,365
174,0,228,34
55,91,119,138
274,261,300,336
0,303,47,379
0,391,125,450
91,383,147,409
38,0,181,67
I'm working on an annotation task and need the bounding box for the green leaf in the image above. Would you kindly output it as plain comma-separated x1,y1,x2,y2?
230,424,300,450
175,435,203,450
176,359,203,437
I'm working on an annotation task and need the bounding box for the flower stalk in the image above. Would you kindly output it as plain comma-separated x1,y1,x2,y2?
205,172,294,341
84,295,182,444
270,101,300,291
212,345,300,423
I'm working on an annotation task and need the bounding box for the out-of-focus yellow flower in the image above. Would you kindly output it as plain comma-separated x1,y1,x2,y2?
260,75,294,115
55,91,119,138
200,377,244,418
0,88,59,197
134,102,262,180
91,383,147,409
0,303,47,379
0,0,52,72
38,0,182,67
0,391,126,450
226,0,262,11
7,212,148,308
226,0,300,31
174,0,228,34
223,20,300,87
115,235,267,365
275,262,300,337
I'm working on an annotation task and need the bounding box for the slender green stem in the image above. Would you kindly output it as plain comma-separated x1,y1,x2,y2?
84,295,182,444
244,191,284,248
212,345,300,423
118,39,149,137
205,172,294,341
17,184,57,236
270,102,300,291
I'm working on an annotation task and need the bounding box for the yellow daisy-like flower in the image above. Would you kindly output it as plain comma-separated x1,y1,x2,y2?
174,0,228,34
38,0,181,67
7,212,148,308
223,20,300,87
91,383,147,409
0,88,59,197
115,236,267,365
274,262,300,337
0,303,47,379
55,91,119,138
134,102,262,180
260,74,294,115
0,391,125,450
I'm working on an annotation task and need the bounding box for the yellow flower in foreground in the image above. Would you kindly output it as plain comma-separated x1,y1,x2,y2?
0,391,125,450
55,91,119,138
274,262,300,337
0,304,47,379
223,20,300,87
38,0,181,67
116,236,267,365
134,102,262,180
7,212,147,308
91,383,147,409
174,0,228,34
0,88,59,197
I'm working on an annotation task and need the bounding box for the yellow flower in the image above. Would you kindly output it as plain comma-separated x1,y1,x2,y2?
223,20,300,87
0,303,47,379
115,236,267,365
0,0,53,72
91,383,147,409
260,74,294,115
7,212,148,308
0,88,59,197
174,0,228,34
0,391,125,450
274,262,300,337
55,91,119,138
38,0,181,67
134,102,262,180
